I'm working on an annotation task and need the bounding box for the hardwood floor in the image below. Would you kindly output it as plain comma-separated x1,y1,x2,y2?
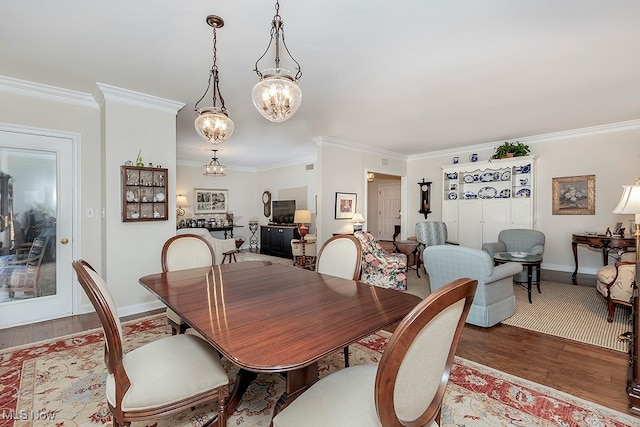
0,270,636,419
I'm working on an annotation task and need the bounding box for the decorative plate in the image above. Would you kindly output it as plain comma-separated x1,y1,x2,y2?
480,172,495,182
448,191,458,200
463,174,474,183
510,251,528,258
521,164,531,173
446,172,458,180
515,188,531,198
155,192,165,202
501,170,511,181
498,188,511,198
478,186,497,199
463,191,477,199
126,190,135,202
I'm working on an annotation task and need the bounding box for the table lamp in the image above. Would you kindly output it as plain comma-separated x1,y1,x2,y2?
352,212,365,232
176,195,188,216
294,209,312,242
613,178,640,262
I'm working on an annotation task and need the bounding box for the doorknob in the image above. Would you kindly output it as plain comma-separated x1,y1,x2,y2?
60,238,69,244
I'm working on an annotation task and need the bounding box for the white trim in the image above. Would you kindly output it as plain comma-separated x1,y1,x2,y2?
95,82,185,114
0,75,97,108
313,136,408,161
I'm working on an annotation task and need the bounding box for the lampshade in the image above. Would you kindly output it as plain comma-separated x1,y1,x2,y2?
176,195,188,216
194,15,234,144
352,213,365,224
252,0,302,123
613,179,640,223
294,209,312,224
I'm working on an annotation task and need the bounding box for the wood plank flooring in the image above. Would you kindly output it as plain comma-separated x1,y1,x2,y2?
0,270,636,420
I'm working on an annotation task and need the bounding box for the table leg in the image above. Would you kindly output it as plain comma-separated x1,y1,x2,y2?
572,241,579,279
415,249,421,278
274,363,319,415
226,369,258,415
527,264,533,304
602,246,609,266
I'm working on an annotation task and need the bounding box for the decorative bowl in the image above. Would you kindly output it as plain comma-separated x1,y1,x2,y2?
511,251,528,258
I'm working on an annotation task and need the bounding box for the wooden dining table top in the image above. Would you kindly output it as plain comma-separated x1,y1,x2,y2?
139,260,422,373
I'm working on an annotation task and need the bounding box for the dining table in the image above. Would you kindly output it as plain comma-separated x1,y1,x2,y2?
138,260,421,415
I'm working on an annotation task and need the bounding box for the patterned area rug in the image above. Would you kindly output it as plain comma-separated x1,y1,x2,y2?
501,281,631,352
1,315,637,426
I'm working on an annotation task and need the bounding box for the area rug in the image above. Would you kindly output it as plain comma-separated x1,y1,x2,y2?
1,316,638,426
501,281,631,352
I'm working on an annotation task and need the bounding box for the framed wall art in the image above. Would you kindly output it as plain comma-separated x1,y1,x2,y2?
552,175,595,215
335,192,357,219
194,188,228,214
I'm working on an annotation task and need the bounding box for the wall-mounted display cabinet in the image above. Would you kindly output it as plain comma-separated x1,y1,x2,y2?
441,156,535,248
121,165,168,222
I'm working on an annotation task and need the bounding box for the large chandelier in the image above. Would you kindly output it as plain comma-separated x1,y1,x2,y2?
203,150,227,176
251,0,302,123
194,15,234,144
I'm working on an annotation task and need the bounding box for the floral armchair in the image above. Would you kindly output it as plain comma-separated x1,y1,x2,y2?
596,251,636,322
354,231,407,290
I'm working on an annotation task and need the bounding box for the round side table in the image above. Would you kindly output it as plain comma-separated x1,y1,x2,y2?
393,240,421,278
493,252,542,303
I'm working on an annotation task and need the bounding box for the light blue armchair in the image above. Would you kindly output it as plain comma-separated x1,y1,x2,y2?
415,221,450,247
423,245,522,327
482,229,545,284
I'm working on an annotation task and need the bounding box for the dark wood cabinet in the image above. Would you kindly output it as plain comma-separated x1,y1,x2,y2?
260,225,299,259
628,265,640,415
121,166,168,222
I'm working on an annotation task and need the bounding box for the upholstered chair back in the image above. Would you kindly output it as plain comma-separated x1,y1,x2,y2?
176,228,237,265
415,221,448,247
162,234,215,272
316,235,362,280
482,228,545,283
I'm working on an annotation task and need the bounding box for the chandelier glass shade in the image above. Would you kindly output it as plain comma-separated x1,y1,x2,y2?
252,0,302,123
203,150,227,176
194,15,234,144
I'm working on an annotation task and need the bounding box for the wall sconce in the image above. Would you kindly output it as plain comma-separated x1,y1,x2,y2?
176,195,188,216
352,212,365,232
418,179,432,219
294,209,312,242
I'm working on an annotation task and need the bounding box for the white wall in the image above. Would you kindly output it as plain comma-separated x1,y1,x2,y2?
407,121,640,274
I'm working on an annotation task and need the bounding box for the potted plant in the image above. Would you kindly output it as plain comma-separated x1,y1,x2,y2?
492,141,530,159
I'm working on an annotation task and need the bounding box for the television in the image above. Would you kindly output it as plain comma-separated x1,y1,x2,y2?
271,200,296,225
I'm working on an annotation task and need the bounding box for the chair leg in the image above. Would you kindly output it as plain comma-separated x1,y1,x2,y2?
607,300,616,323
343,346,349,367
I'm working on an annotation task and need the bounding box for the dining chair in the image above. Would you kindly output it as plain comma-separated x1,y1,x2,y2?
161,234,216,334
72,259,229,427
315,234,362,367
0,233,49,298
272,277,478,427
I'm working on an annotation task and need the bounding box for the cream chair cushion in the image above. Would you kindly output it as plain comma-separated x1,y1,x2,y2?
177,228,236,265
106,333,227,411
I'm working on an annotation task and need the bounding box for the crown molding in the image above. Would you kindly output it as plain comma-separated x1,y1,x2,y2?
408,118,640,161
94,83,184,114
0,75,97,108
312,136,408,161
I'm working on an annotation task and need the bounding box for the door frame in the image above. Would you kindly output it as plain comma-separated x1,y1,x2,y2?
0,122,81,326
364,169,408,240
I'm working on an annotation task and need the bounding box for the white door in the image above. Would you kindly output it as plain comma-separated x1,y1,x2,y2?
378,184,401,240
0,128,75,328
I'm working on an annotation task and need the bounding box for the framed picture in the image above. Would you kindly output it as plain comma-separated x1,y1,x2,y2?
552,175,595,215
194,188,228,214
335,192,357,219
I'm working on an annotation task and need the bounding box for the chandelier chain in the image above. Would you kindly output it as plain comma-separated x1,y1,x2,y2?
195,24,228,114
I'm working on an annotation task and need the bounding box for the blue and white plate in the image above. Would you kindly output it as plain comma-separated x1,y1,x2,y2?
480,172,495,182
446,172,458,180
501,170,511,181
478,186,497,199
498,188,511,198
448,191,458,200
463,175,474,183
463,191,477,199
521,164,531,173
515,188,531,198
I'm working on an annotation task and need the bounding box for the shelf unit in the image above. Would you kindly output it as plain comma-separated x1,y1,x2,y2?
121,165,168,222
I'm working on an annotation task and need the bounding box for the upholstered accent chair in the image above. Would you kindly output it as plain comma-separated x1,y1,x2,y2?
423,245,522,327
291,234,317,270
0,233,49,298
162,234,216,334
272,277,477,427
72,260,229,427
596,251,637,322
315,234,362,367
415,221,451,247
354,231,407,291
482,229,545,284
176,228,237,265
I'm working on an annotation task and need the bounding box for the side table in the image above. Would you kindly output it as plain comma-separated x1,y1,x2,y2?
393,240,421,278
248,222,259,252
493,252,542,303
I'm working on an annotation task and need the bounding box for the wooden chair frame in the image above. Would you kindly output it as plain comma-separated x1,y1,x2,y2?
72,260,228,427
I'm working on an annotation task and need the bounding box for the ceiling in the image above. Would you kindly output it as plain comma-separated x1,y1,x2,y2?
3,1,640,170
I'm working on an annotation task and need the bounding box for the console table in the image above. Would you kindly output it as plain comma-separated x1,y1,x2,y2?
571,233,635,279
